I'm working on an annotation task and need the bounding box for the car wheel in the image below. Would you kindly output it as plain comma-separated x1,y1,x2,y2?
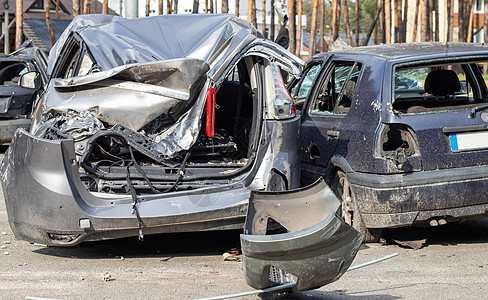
331,170,382,243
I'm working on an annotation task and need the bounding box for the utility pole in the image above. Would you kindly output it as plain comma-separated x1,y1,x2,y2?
125,0,138,18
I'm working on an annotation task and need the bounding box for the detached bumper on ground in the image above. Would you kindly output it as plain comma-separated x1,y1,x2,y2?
241,179,364,291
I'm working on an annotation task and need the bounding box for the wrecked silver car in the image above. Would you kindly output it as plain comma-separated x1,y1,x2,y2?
0,14,362,291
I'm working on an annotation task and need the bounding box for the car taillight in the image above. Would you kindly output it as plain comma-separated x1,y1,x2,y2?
270,63,296,119
206,87,216,137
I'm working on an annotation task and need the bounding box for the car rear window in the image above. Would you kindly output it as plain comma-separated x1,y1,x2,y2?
392,59,488,114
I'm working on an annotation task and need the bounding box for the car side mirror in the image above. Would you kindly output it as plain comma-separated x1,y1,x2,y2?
19,71,41,89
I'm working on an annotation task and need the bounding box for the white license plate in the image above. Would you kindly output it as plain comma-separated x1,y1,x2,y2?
450,131,488,152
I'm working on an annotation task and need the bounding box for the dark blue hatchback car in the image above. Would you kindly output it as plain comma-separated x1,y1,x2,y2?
294,43,488,242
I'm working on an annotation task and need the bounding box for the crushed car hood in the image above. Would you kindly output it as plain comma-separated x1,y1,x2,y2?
48,58,209,131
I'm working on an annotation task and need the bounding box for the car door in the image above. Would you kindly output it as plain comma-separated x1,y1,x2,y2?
300,59,362,183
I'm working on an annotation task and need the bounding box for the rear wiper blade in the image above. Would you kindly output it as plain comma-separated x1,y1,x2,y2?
469,104,488,118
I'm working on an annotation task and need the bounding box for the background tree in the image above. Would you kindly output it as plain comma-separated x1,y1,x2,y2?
343,0,352,45
146,0,150,16
222,0,228,13
319,0,325,50
73,0,80,15
394,0,401,42
402,0,408,42
296,0,302,55
248,0,257,27
83,0,91,14
309,0,318,56
331,0,340,41
46,0,55,47
235,0,239,16
262,0,267,38
270,1,275,40
447,0,453,41
361,5,381,45
56,0,60,18
433,0,438,41
467,0,475,42
385,0,390,43
15,0,23,50
372,0,377,44
355,0,360,46
380,0,385,43
484,0,488,44
288,0,296,54
412,0,419,42
103,0,109,13
459,0,474,42
420,0,429,41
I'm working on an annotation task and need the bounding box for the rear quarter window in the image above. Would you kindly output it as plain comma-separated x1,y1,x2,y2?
392,59,488,114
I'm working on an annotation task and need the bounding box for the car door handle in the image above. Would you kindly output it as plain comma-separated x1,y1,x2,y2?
327,130,340,138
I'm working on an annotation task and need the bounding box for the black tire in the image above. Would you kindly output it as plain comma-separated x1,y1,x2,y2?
330,170,382,243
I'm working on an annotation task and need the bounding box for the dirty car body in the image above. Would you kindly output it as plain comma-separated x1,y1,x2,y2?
0,14,362,291
296,43,488,242
0,44,47,144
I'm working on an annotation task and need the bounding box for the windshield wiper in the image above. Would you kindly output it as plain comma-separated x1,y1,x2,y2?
469,104,488,118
